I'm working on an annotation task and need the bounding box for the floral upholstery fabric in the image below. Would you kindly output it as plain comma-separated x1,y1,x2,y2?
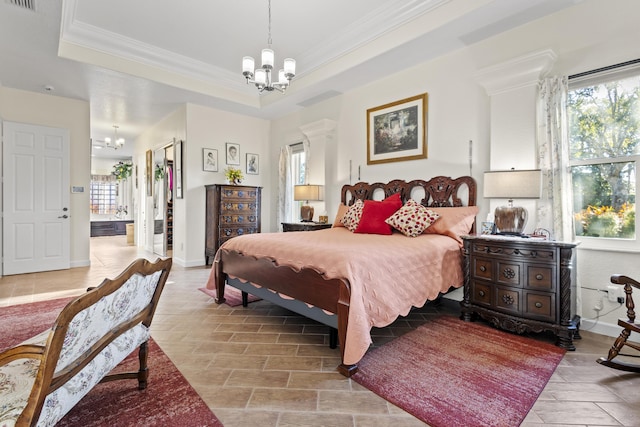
0,270,162,427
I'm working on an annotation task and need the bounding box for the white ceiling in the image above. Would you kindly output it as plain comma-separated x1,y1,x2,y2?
0,0,581,159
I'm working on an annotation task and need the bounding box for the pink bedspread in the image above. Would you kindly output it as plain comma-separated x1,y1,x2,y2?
205,227,464,365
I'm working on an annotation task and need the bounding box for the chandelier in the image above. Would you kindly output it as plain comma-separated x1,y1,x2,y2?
105,125,125,150
241,0,296,93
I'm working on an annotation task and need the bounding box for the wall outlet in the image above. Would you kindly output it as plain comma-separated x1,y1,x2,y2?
617,296,625,304
594,297,603,311
607,285,620,302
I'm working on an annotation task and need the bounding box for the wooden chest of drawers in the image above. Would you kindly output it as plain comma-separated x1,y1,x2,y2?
460,235,579,350
205,184,261,265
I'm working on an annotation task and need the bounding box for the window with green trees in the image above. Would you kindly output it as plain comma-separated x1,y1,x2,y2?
568,65,639,242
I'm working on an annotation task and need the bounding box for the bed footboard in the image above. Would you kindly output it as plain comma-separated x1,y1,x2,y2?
214,249,357,376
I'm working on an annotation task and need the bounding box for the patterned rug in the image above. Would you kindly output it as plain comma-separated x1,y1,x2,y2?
198,285,261,306
352,315,565,427
0,297,222,427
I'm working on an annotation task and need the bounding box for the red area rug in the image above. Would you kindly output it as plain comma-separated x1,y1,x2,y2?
352,315,565,427
1,298,222,427
199,285,261,307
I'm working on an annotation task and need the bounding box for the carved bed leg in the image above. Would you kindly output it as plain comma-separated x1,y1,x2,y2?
214,259,226,304
338,363,358,377
336,286,358,376
137,341,149,390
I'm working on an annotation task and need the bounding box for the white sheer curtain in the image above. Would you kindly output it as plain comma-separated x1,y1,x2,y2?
277,145,294,230
536,76,574,242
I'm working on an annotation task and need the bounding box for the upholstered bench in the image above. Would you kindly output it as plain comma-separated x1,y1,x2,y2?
0,257,172,427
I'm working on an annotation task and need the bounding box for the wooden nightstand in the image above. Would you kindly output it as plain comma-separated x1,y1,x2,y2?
460,235,580,350
281,222,332,232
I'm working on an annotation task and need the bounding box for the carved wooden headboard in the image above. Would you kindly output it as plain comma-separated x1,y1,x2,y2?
340,176,477,208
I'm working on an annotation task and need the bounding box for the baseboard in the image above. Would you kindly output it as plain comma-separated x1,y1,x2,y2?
71,259,90,268
579,318,620,338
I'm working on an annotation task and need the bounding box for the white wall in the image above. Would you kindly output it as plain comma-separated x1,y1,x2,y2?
0,86,90,268
270,0,640,335
134,106,187,260
184,104,270,267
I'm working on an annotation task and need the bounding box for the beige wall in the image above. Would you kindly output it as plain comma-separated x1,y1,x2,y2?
184,104,270,267
0,86,90,268
270,0,640,335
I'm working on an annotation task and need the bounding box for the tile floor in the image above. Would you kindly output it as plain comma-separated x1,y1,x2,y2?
1,236,639,426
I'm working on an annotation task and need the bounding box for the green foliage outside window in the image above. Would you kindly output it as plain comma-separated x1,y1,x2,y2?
568,74,639,239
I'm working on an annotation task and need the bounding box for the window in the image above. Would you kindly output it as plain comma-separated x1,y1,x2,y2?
90,175,118,215
289,142,306,220
568,62,639,249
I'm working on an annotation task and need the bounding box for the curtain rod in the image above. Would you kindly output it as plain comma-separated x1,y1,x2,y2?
568,58,640,80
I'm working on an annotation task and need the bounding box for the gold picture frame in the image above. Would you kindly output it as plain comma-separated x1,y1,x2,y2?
367,93,428,165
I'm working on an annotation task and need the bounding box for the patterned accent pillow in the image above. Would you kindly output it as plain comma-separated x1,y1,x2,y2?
385,199,440,237
341,199,364,232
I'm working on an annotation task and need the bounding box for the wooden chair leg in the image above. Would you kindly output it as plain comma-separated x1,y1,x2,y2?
137,341,149,390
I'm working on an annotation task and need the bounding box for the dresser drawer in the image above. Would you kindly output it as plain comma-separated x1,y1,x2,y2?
526,264,555,291
524,291,556,322
496,261,522,287
221,187,260,200
472,258,493,280
495,286,520,314
220,214,258,225
471,281,493,306
221,201,258,213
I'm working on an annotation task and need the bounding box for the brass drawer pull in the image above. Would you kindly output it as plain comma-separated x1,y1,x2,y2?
536,274,544,280
479,266,487,272
479,290,486,297
535,302,543,308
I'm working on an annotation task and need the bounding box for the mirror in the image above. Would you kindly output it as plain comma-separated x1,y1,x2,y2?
153,148,166,256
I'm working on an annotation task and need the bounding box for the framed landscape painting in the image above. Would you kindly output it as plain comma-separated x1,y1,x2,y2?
367,93,428,165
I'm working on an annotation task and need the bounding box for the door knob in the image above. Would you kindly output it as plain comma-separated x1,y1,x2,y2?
58,215,68,219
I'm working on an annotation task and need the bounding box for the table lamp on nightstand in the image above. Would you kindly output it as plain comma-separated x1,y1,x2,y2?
294,184,323,222
483,169,541,235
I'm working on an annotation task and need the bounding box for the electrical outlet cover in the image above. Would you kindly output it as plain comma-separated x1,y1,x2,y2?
607,285,619,302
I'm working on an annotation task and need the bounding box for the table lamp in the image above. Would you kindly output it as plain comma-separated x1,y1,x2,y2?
483,169,541,235
294,184,323,222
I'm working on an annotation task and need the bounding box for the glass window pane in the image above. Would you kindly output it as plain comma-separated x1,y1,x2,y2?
572,161,636,238
568,75,640,161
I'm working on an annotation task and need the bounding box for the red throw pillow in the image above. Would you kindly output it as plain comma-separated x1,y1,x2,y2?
354,193,402,235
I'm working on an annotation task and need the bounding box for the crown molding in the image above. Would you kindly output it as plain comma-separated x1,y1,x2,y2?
474,49,557,96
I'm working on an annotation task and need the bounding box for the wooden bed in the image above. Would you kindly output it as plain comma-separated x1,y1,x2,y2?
212,176,476,377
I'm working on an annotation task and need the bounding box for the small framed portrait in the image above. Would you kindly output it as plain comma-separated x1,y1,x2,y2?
246,153,259,175
481,221,496,235
225,142,240,165
203,148,218,172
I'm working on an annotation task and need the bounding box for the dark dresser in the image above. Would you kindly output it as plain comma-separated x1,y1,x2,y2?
460,235,579,350
205,184,262,265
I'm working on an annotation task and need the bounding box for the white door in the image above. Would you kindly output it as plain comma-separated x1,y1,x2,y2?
2,122,70,275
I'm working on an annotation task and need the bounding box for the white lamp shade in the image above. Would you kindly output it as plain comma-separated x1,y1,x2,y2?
261,49,274,68
283,58,296,76
254,68,267,85
294,184,323,201
483,169,542,199
277,69,288,85
242,56,255,73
